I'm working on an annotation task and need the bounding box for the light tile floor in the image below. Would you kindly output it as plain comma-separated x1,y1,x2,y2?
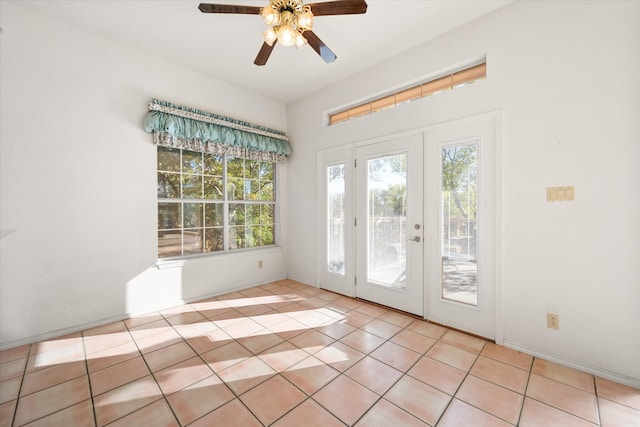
1,279,638,426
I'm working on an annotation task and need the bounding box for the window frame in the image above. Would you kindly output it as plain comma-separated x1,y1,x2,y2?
328,61,487,126
157,146,277,260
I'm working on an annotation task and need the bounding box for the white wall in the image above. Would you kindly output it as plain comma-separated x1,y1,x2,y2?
2,0,638,387
286,1,640,385
0,2,288,346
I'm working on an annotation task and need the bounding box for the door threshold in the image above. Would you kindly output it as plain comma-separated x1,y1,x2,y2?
424,319,494,343
355,297,423,320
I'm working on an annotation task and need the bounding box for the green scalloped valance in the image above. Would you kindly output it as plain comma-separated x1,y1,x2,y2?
143,99,291,162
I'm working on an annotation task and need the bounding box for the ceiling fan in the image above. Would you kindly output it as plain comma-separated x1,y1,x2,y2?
198,0,368,66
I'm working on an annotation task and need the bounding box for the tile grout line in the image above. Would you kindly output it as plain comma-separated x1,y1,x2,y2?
524,361,603,426
593,376,602,427
175,298,265,427
259,293,352,425
348,320,429,427
211,286,356,426
234,288,346,425
431,340,486,426
319,324,397,426
81,332,99,427
160,306,262,425
121,317,182,427
401,331,532,426
6,283,635,426
176,301,270,427
12,338,89,427
304,315,435,426
10,344,32,427
514,352,535,426
454,350,534,426
11,298,345,427
275,300,398,426
173,289,319,426
266,373,346,426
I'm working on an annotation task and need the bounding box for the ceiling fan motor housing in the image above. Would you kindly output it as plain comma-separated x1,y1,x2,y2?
268,0,306,15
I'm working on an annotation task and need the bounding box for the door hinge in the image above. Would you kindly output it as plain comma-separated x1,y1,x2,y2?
354,159,357,168
354,217,357,226
354,276,357,285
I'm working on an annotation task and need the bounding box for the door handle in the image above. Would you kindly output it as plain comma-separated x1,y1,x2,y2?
409,236,421,242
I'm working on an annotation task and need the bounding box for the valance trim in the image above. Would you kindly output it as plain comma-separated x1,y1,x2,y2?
154,133,287,163
144,99,291,159
147,99,288,142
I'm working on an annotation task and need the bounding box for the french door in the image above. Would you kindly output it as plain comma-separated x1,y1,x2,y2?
355,135,424,316
424,116,498,339
318,114,499,338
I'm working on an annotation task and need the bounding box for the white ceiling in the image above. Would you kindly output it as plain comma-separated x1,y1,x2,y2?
12,0,512,104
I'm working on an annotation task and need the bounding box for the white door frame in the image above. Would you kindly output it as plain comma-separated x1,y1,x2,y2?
316,111,503,344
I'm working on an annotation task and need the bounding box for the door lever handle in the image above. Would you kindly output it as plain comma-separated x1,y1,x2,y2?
409,236,421,242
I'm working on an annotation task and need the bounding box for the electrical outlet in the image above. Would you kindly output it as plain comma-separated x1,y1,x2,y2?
258,260,263,268
547,313,559,330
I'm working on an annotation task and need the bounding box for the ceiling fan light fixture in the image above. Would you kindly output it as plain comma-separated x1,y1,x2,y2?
261,6,280,25
277,24,297,47
260,1,314,48
263,27,278,46
295,32,308,48
297,7,313,31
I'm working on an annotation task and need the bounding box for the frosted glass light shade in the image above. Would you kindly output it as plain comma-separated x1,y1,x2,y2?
297,10,313,30
277,25,297,47
295,33,307,48
263,28,277,46
261,7,280,25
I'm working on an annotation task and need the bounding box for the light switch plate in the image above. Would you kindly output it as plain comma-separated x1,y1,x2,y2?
547,186,575,202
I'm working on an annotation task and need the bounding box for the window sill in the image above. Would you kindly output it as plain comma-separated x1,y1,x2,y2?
155,245,280,269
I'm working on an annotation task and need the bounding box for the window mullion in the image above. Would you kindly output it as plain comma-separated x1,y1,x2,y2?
223,154,230,252
180,149,185,256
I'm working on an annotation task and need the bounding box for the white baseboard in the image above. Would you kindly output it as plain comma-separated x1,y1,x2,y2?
284,275,318,288
0,276,290,352
0,313,130,352
504,340,640,389
180,276,289,305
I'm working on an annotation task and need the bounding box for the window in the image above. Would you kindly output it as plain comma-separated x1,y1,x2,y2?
327,163,346,275
441,142,478,305
329,62,486,125
157,147,275,258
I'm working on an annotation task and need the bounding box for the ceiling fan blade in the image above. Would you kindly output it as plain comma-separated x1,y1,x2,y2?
254,42,275,66
198,3,261,14
307,0,367,16
304,31,337,63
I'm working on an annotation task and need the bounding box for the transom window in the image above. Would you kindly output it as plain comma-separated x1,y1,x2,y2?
329,61,486,125
157,147,276,258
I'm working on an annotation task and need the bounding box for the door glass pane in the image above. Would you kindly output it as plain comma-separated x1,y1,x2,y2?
442,143,478,305
327,163,346,275
367,154,407,288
